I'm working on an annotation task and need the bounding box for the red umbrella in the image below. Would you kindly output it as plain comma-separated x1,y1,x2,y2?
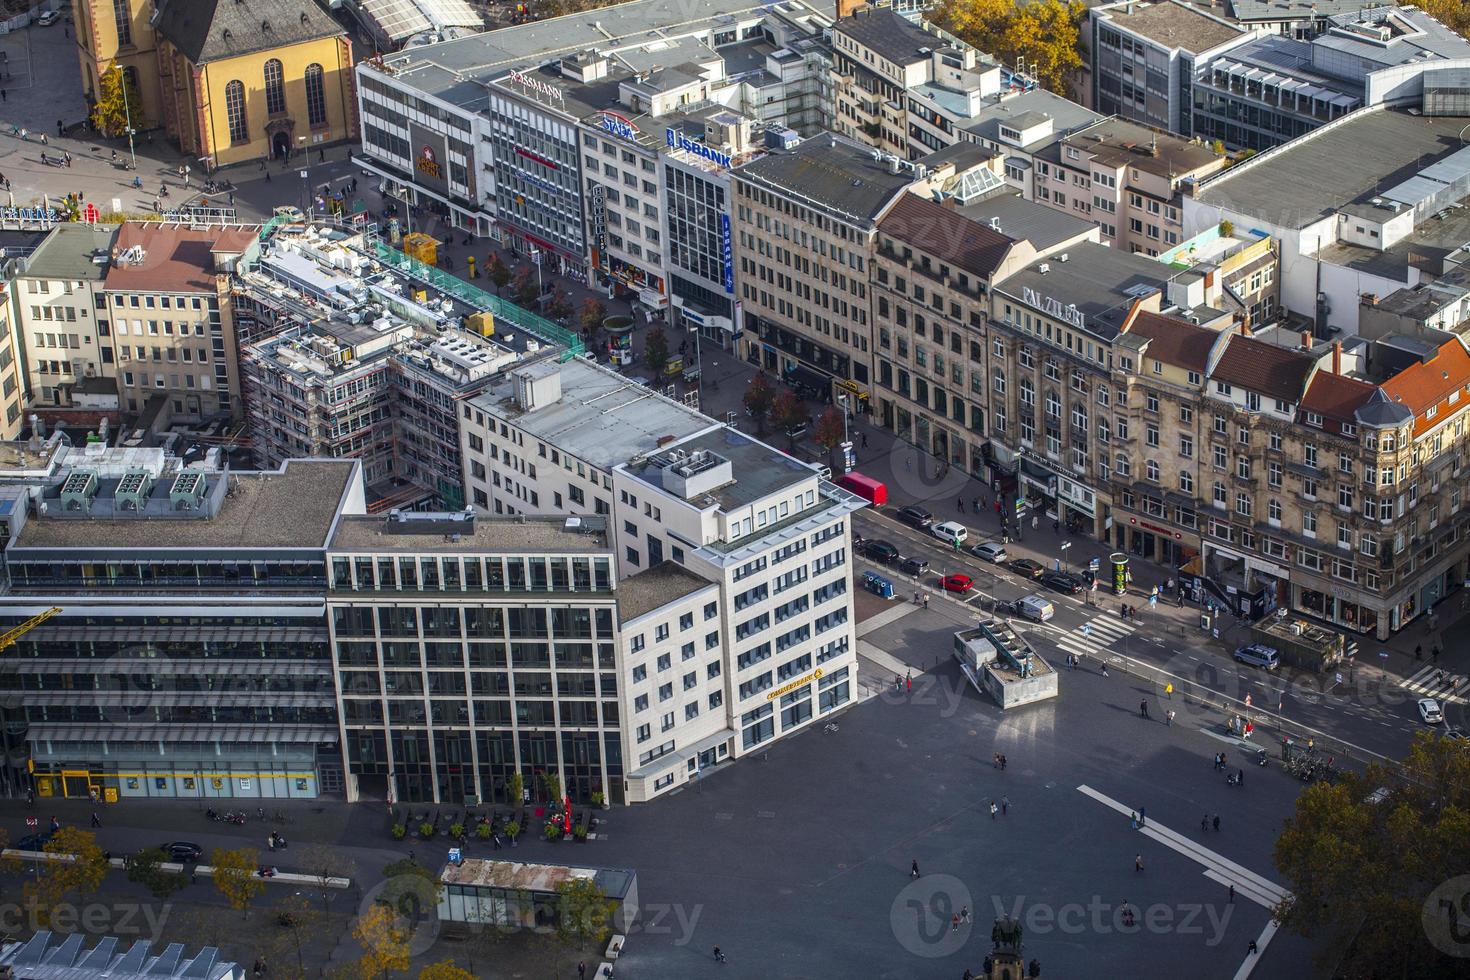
563,796,572,833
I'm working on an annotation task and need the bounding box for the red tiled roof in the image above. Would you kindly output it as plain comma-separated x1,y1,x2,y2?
1211,334,1315,403
1381,339,1470,437
1127,311,1218,371
878,193,1015,281
1300,370,1377,427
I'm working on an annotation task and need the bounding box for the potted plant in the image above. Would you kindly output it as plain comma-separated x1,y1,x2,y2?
391,824,407,841
590,791,606,809
505,820,520,846
449,822,465,840
476,823,492,840
573,825,588,842
507,773,524,805
544,822,562,842
418,821,434,838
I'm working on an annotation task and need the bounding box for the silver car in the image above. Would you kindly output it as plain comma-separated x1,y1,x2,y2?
971,541,1007,563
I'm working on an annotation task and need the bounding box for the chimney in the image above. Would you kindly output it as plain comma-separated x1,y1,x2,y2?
1332,341,1341,375
1300,329,1312,351
1236,312,1252,337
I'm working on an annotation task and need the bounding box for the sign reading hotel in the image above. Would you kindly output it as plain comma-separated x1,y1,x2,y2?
507,69,565,108
1022,286,1086,331
600,111,639,140
666,128,731,169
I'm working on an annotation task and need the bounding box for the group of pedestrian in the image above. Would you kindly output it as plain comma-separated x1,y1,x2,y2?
991,752,1008,771
1201,813,1222,832
949,906,972,931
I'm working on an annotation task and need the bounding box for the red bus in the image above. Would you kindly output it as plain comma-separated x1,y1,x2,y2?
837,472,887,506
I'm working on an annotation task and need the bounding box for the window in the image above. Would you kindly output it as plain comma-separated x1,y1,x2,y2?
225,81,248,143
113,0,131,47
264,59,286,115
305,64,328,127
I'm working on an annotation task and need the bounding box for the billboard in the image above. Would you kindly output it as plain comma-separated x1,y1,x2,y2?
408,122,451,196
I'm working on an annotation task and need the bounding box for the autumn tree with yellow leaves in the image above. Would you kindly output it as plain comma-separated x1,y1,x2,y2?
932,0,1089,96
353,904,411,980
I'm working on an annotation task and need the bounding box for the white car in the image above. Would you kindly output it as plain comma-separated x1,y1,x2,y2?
930,521,968,547
37,10,61,26
1418,697,1444,724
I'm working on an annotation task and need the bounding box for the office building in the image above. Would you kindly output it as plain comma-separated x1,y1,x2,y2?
0,931,241,980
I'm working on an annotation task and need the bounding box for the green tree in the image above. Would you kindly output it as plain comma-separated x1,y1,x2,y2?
1273,732,1470,977
743,373,776,434
643,327,670,376
933,0,1087,95
210,846,266,918
90,62,144,139
127,847,186,900
485,253,511,294
552,876,616,977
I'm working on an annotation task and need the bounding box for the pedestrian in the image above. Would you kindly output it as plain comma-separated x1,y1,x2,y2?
1000,754,1007,771
905,672,912,693
961,906,970,923
228,191,234,206
951,913,960,932
712,946,726,963
39,133,47,145
1201,813,1209,832
1416,644,1423,660
894,674,901,692
1101,663,1109,677
957,498,964,513
1238,768,1245,787
1,90,6,102
1139,807,1146,827
49,815,59,832
1433,644,1441,663
318,148,325,163
910,859,920,878
922,594,929,609
1165,683,1174,699
1247,940,1258,955
1053,519,1059,533
1166,709,1175,727
1001,795,1010,815
1228,883,1235,903
90,812,100,828
1135,854,1144,872
990,801,998,819
861,432,868,448
1031,515,1038,530
1213,815,1221,832
578,962,587,979
26,788,33,806
1140,700,1149,719
64,153,72,168
1130,811,1138,830
265,170,272,183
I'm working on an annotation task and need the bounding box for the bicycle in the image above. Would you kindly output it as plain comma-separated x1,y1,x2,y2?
824,723,839,733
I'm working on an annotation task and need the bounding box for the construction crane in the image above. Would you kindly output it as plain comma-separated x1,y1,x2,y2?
0,607,61,652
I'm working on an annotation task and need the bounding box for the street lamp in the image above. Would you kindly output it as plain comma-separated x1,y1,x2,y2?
529,246,544,298
1059,541,1072,573
113,64,137,171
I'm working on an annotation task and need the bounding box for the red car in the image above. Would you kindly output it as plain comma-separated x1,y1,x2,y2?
939,574,974,593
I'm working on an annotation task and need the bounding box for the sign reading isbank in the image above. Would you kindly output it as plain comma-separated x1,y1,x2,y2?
666,128,731,169
720,212,734,293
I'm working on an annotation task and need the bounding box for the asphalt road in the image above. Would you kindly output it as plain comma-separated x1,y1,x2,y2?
851,508,1433,762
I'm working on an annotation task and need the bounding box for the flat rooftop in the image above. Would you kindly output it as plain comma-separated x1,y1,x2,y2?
1103,0,1246,54
962,88,1103,151
442,858,636,900
1061,118,1222,178
104,222,258,293
624,426,817,511
469,357,713,473
617,561,715,621
1194,107,1470,228
957,192,1098,252
994,243,1170,340
21,224,119,282
734,132,917,225
1319,198,1470,282
14,460,356,551
330,513,612,554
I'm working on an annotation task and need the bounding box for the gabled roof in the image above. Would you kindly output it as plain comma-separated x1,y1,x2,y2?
878,194,1016,281
153,0,344,66
1380,339,1470,437
1127,311,1217,372
1300,370,1377,429
1211,334,1315,402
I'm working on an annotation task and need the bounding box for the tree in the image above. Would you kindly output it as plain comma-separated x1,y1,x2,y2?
771,390,809,444
90,62,144,139
932,0,1086,95
1416,0,1470,39
353,903,411,980
127,847,186,900
547,291,573,321
813,406,847,458
579,298,607,341
743,373,776,434
295,842,357,915
417,963,475,980
1273,732,1470,977
0,828,17,876
513,267,539,307
267,894,323,980
643,327,670,376
485,254,511,294
210,846,266,918
24,827,110,927
550,877,616,978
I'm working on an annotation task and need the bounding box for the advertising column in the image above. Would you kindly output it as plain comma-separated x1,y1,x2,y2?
1110,552,1129,597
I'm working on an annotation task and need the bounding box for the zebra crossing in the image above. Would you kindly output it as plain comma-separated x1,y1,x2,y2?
1052,614,1138,661
1398,664,1467,705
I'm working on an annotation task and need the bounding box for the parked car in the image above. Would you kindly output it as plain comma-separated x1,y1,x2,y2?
1039,570,1084,595
37,10,62,26
931,521,968,547
1233,644,1281,670
14,832,52,851
971,541,1007,563
899,556,929,577
939,573,974,593
161,841,204,862
1007,594,1055,622
1442,726,1468,743
862,540,900,564
1007,558,1045,579
896,505,933,529
1418,697,1444,724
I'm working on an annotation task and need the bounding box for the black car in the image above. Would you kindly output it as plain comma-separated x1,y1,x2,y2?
1040,570,1085,595
896,505,934,529
862,540,900,564
1008,558,1046,580
14,832,52,851
899,556,930,576
161,841,204,862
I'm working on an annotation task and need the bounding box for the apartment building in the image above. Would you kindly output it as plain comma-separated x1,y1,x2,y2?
0,453,363,801
9,225,119,409
731,133,918,399
1089,0,1256,135
458,355,865,800
103,222,260,423
0,284,23,440
1035,117,1226,255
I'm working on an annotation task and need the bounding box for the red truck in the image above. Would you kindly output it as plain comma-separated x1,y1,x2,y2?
837,472,887,506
